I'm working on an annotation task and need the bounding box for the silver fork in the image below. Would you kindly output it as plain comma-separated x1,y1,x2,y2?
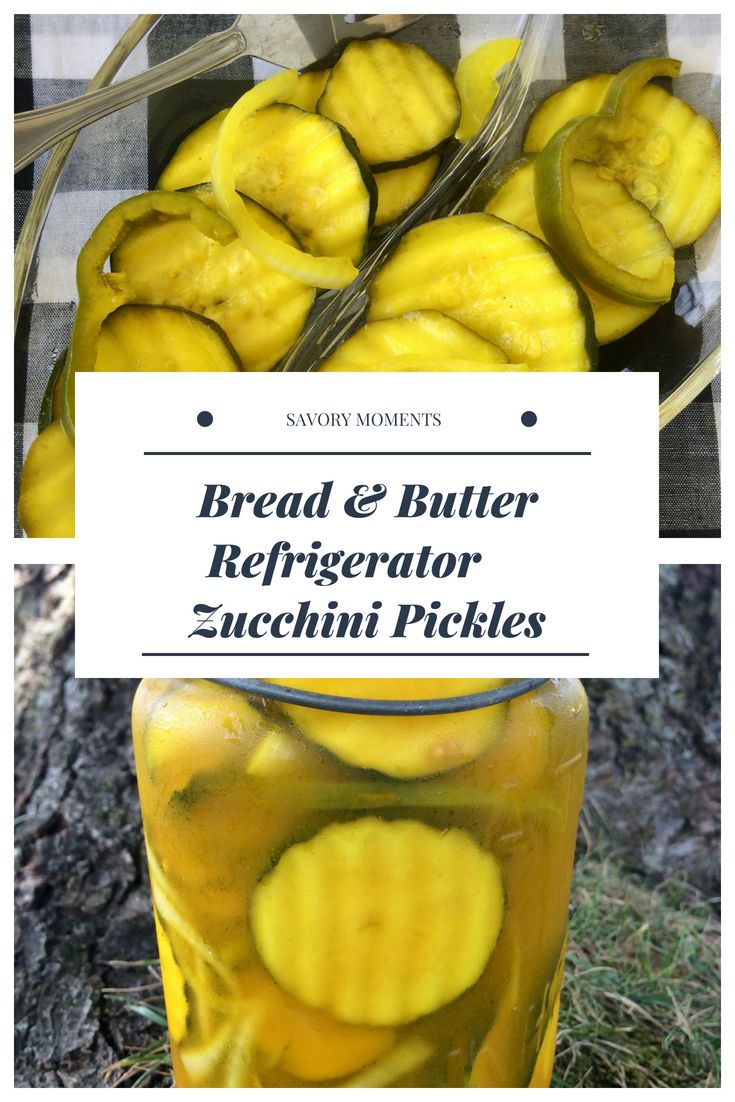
14,14,422,173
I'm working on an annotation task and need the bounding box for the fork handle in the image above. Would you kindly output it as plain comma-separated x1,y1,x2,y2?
14,25,247,173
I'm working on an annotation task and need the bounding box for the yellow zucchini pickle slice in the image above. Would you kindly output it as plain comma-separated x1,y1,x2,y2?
94,304,240,373
69,190,234,383
595,79,721,248
111,191,314,372
211,71,361,289
157,108,229,191
270,677,508,778
318,310,508,371
157,71,332,192
525,70,721,248
141,677,277,796
280,68,331,113
250,817,505,1027
161,74,376,282
233,965,396,1081
218,102,376,267
373,155,441,227
368,213,597,371
18,420,75,538
524,73,616,153
318,38,461,169
469,157,664,343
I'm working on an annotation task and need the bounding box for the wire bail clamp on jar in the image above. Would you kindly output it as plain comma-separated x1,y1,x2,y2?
204,677,551,716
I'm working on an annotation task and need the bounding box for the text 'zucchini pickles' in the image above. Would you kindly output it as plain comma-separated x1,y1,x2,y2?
131,677,589,1087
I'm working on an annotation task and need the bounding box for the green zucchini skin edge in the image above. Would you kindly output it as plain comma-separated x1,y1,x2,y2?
464,156,536,214
38,348,68,434
534,117,673,307
332,119,379,242
345,134,458,174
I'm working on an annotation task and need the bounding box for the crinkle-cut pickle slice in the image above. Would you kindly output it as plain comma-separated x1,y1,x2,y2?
281,68,331,113
533,59,681,307
18,420,75,538
94,304,240,372
318,310,508,372
157,73,332,192
158,108,229,191
524,72,721,248
455,37,521,142
272,677,507,778
154,912,189,1044
524,73,615,153
318,38,460,168
224,103,376,267
112,191,314,372
239,965,395,1081
471,157,662,344
373,155,441,227
212,71,367,288
250,817,504,1027
368,213,596,371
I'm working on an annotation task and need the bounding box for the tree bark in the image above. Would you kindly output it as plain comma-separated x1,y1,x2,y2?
585,563,721,897
14,565,166,1087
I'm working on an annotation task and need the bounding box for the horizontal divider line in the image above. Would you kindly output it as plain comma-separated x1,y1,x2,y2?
143,451,592,457
141,651,590,657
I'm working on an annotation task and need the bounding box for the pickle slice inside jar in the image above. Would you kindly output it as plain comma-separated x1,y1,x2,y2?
250,817,505,1027
270,677,508,778
141,678,287,799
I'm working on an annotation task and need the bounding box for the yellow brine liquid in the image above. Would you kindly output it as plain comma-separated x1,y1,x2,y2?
131,677,588,1087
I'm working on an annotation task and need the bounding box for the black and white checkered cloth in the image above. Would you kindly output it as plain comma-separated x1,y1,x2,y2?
14,13,721,537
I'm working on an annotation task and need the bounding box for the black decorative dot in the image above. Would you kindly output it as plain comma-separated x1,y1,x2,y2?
521,410,537,428
197,410,214,428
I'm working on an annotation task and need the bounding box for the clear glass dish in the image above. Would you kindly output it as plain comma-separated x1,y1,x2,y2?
14,13,721,528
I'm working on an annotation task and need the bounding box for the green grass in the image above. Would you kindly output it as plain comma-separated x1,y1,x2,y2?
105,861,720,1088
554,854,720,1088
102,961,172,1088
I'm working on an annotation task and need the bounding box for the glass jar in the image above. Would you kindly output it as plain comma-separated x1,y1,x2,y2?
131,677,588,1087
